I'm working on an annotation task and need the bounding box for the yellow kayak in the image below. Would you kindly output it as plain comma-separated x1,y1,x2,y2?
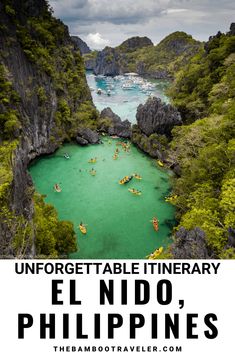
128,188,142,196
148,247,163,259
119,175,133,185
157,160,164,167
165,195,178,202
88,158,97,163
79,224,87,234
133,173,142,180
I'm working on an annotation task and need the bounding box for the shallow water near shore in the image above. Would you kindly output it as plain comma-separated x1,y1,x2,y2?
29,138,175,259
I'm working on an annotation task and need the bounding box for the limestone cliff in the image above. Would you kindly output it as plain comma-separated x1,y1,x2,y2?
132,97,181,163
92,32,201,78
71,36,91,55
93,36,154,76
0,0,97,257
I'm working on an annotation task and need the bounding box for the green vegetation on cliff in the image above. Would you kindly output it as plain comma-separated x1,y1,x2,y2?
169,29,235,258
126,32,202,78
0,0,98,258
90,32,202,78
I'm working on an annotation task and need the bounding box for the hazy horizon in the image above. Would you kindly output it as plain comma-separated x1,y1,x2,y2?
49,0,235,50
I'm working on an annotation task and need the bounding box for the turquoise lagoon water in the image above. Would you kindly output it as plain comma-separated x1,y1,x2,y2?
29,138,175,259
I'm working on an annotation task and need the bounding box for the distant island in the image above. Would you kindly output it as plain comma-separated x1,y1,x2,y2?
82,32,201,79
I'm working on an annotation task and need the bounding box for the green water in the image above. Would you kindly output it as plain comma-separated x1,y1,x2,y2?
29,138,175,259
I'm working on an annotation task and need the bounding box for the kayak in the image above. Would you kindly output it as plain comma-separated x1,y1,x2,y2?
165,194,178,202
54,184,62,192
128,188,142,196
79,224,87,234
119,175,133,185
157,160,164,167
151,217,159,231
148,247,164,259
133,173,142,180
89,170,96,176
88,158,97,163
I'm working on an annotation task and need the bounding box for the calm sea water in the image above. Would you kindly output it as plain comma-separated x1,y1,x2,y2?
29,138,175,259
86,72,170,123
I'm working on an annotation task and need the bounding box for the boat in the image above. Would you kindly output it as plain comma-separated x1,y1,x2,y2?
133,173,142,180
124,72,138,76
119,175,133,185
157,160,164,167
128,188,142,196
151,217,159,232
148,247,164,259
88,158,97,163
54,184,62,192
79,223,87,234
122,82,134,90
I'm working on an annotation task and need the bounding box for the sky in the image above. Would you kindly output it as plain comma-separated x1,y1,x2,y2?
49,0,235,49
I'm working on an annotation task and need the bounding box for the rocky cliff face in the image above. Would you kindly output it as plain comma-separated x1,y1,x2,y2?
132,98,181,163
71,36,91,55
171,227,211,259
0,0,96,256
136,97,182,137
99,108,131,138
94,47,121,76
93,36,153,76
92,32,201,78
118,36,153,52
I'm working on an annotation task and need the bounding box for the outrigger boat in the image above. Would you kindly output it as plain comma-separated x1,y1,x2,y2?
88,158,97,163
128,188,142,196
54,183,62,192
79,223,87,234
151,217,159,232
119,175,133,185
148,247,163,260
133,173,142,180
